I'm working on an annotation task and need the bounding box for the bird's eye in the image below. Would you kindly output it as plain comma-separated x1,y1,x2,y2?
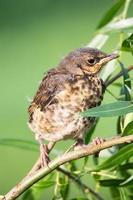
87,58,96,65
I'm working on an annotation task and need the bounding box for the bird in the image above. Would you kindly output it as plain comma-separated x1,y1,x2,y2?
28,47,119,166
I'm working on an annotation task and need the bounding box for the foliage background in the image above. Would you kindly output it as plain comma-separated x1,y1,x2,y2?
0,0,133,199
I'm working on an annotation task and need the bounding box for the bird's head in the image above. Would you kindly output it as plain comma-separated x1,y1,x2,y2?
59,48,119,75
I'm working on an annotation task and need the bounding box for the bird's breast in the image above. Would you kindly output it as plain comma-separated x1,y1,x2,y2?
29,76,103,141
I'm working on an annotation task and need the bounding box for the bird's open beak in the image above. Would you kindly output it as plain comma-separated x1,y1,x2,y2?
99,53,119,65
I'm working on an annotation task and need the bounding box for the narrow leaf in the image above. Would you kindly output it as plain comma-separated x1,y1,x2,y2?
120,162,133,170
125,78,133,81
87,33,108,49
101,18,133,33
0,138,38,152
81,101,133,117
99,179,125,187
119,61,132,101
120,175,133,186
97,0,125,29
70,198,88,200
121,33,133,53
33,181,55,189
118,61,131,88
22,189,35,200
110,187,121,200
100,59,117,81
95,143,133,171
85,119,99,144
119,188,128,200
122,121,133,136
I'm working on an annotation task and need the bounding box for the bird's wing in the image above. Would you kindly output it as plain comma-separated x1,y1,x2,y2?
28,68,70,121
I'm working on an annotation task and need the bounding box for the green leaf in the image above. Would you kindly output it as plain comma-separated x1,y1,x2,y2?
87,33,108,49
99,179,125,187
95,143,133,171
118,61,132,101
81,101,133,117
120,175,133,186
70,198,88,200
85,119,99,144
97,0,125,29
121,33,133,53
59,176,69,200
120,162,133,170
110,187,121,200
33,173,55,189
33,180,55,189
117,116,122,134
119,188,128,200
125,78,133,82
113,83,123,88
101,18,133,33
119,61,131,88
122,121,133,136
0,138,38,152
22,189,35,200
53,172,69,200
100,59,117,81
69,160,78,172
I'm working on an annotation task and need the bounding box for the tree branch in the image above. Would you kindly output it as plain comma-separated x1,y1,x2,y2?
58,167,104,200
0,135,133,200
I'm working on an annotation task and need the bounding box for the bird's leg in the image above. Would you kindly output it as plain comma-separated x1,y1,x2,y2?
36,134,50,167
40,142,50,167
76,138,84,146
92,137,106,157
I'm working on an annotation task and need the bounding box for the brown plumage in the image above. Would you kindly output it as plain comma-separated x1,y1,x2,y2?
28,47,118,166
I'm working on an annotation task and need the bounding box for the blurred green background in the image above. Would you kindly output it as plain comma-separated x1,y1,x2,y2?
0,0,133,199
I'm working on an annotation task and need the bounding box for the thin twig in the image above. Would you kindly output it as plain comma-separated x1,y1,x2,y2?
28,142,102,200
58,167,104,200
104,65,133,88
0,135,133,200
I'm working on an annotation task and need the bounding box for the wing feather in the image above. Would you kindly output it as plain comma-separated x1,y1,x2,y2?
28,68,71,122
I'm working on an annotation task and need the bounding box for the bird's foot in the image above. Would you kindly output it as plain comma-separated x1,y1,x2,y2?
40,144,50,168
92,137,105,145
92,137,106,157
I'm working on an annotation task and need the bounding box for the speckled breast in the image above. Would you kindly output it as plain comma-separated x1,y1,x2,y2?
29,75,103,142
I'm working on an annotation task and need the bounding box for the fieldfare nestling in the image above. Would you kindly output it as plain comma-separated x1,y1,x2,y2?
28,48,118,166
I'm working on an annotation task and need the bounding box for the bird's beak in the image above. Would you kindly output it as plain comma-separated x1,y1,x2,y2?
99,53,119,65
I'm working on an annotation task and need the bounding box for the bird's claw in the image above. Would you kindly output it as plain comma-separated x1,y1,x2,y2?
92,137,105,145
40,144,50,167
92,137,106,157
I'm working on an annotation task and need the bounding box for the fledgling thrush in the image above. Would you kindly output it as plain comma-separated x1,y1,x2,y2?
28,48,118,166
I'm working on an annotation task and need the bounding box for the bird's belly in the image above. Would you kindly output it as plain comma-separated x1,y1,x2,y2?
29,78,103,142
28,105,91,142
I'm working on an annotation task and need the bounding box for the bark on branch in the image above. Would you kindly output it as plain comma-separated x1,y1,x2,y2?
0,135,133,200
